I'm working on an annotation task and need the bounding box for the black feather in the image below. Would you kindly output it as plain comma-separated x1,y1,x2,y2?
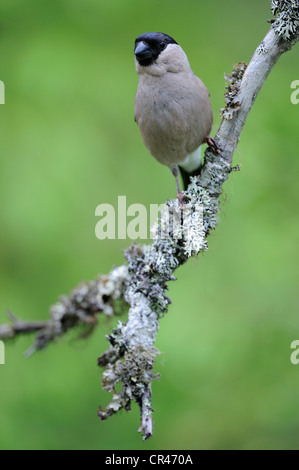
134,32,178,66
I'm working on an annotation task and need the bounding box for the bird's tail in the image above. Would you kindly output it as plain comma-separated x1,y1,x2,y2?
178,146,202,190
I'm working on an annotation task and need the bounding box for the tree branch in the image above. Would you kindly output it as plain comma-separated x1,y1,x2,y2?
0,1,298,440
0,266,129,355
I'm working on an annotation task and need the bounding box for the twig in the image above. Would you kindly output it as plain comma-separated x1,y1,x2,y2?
0,266,129,354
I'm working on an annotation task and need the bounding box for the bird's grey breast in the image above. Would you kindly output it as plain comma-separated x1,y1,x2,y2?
135,74,193,165
135,72,212,167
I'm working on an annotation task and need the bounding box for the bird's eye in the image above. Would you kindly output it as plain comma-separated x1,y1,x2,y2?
160,42,166,50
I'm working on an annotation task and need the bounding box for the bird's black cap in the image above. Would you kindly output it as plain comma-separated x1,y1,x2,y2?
134,32,178,66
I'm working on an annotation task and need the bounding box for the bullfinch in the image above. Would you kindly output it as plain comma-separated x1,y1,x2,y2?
134,32,216,199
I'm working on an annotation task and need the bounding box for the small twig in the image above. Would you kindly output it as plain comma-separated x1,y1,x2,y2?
138,389,153,441
0,312,48,339
0,266,129,351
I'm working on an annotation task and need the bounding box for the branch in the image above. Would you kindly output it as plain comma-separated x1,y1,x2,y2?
0,1,298,440
0,266,129,355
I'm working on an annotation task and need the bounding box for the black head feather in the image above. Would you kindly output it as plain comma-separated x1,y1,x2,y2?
134,32,178,66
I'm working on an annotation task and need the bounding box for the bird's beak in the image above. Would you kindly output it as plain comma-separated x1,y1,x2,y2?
134,41,153,61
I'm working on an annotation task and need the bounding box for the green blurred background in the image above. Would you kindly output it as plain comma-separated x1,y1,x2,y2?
0,0,298,450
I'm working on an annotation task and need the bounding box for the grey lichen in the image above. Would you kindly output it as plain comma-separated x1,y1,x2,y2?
257,40,269,54
98,345,159,440
0,265,129,352
151,182,210,257
96,152,231,440
220,62,248,120
271,0,299,41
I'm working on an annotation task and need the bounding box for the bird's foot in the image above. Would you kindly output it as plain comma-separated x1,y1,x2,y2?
205,136,224,158
177,192,189,209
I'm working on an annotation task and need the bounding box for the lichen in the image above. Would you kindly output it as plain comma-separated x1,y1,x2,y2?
257,40,269,54
271,0,299,41
25,266,129,352
220,62,248,120
98,345,159,439
96,151,233,439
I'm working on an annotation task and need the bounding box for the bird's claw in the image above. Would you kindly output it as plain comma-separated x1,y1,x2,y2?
205,136,224,158
177,192,189,209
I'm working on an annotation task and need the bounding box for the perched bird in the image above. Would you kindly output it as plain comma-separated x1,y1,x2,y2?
134,32,217,200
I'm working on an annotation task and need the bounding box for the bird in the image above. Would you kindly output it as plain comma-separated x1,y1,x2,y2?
134,32,218,201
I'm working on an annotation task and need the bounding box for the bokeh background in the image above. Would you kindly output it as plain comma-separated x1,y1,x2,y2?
0,0,298,450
